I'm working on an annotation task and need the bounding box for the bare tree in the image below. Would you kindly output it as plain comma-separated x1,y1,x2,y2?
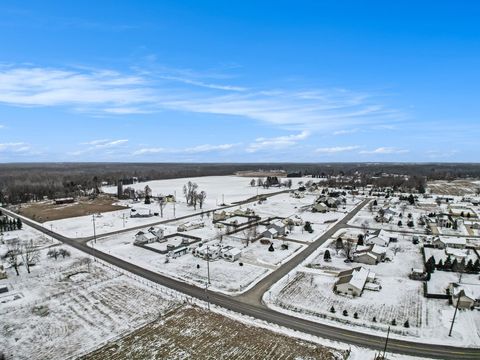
196,191,207,209
242,223,258,247
183,181,199,206
7,240,22,276
158,196,166,218
21,240,40,274
58,248,71,258
343,239,355,260
47,248,60,260
361,221,369,236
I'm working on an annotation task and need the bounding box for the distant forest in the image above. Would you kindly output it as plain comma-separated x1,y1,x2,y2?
1,162,480,204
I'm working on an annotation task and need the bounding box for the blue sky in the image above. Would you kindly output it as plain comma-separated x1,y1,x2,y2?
0,1,479,162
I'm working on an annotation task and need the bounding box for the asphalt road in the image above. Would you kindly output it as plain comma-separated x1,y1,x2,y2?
2,202,479,359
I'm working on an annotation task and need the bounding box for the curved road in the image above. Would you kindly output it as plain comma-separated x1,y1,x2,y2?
2,204,479,359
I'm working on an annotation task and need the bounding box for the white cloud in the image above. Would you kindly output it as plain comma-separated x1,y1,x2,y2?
71,139,128,155
359,147,409,154
246,131,309,153
132,143,237,156
159,75,247,92
0,142,31,153
333,128,358,135
315,145,360,154
0,65,403,133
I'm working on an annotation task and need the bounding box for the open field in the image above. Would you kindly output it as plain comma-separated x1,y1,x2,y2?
16,195,127,223
427,180,480,196
82,306,343,360
0,232,177,360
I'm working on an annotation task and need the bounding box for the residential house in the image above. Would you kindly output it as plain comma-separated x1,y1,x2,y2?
312,202,328,213
262,227,279,239
432,237,466,249
334,267,375,297
134,231,158,245
148,226,165,240
353,245,387,265
222,246,242,262
177,220,205,232
366,229,396,247
449,283,478,309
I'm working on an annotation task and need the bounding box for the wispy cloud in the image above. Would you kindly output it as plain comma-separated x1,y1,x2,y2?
315,145,360,154
359,147,409,154
0,142,31,153
71,139,128,155
333,128,358,135
246,131,309,153
0,65,403,133
133,143,237,156
158,75,247,92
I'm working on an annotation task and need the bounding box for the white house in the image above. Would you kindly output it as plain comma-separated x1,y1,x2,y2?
334,267,375,297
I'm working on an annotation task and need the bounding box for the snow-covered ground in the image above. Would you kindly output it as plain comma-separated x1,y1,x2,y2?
0,226,179,360
264,227,480,347
44,176,314,238
92,224,305,295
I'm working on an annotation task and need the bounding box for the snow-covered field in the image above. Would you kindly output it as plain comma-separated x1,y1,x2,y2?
264,228,480,347
0,227,179,360
44,176,314,238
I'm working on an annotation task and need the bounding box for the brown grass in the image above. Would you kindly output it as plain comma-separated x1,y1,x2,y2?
82,306,343,360
17,195,127,222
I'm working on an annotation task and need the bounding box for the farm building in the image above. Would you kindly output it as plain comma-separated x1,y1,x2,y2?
54,197,75,205
130,209,153,218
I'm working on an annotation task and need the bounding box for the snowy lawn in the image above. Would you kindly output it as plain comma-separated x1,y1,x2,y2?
92,226,304,295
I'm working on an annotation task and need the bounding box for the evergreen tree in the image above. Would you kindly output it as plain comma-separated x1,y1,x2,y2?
357,234,364,246
323,250,331,261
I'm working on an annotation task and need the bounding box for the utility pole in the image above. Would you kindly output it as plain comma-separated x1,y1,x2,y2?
122,213,125,228
92,214,97,244
382,326,390,359
50,224,53,243
173,201,176,218
206,246,211,284
449,293,460,337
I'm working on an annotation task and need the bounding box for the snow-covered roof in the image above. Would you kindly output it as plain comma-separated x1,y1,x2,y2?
336,267,373,291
